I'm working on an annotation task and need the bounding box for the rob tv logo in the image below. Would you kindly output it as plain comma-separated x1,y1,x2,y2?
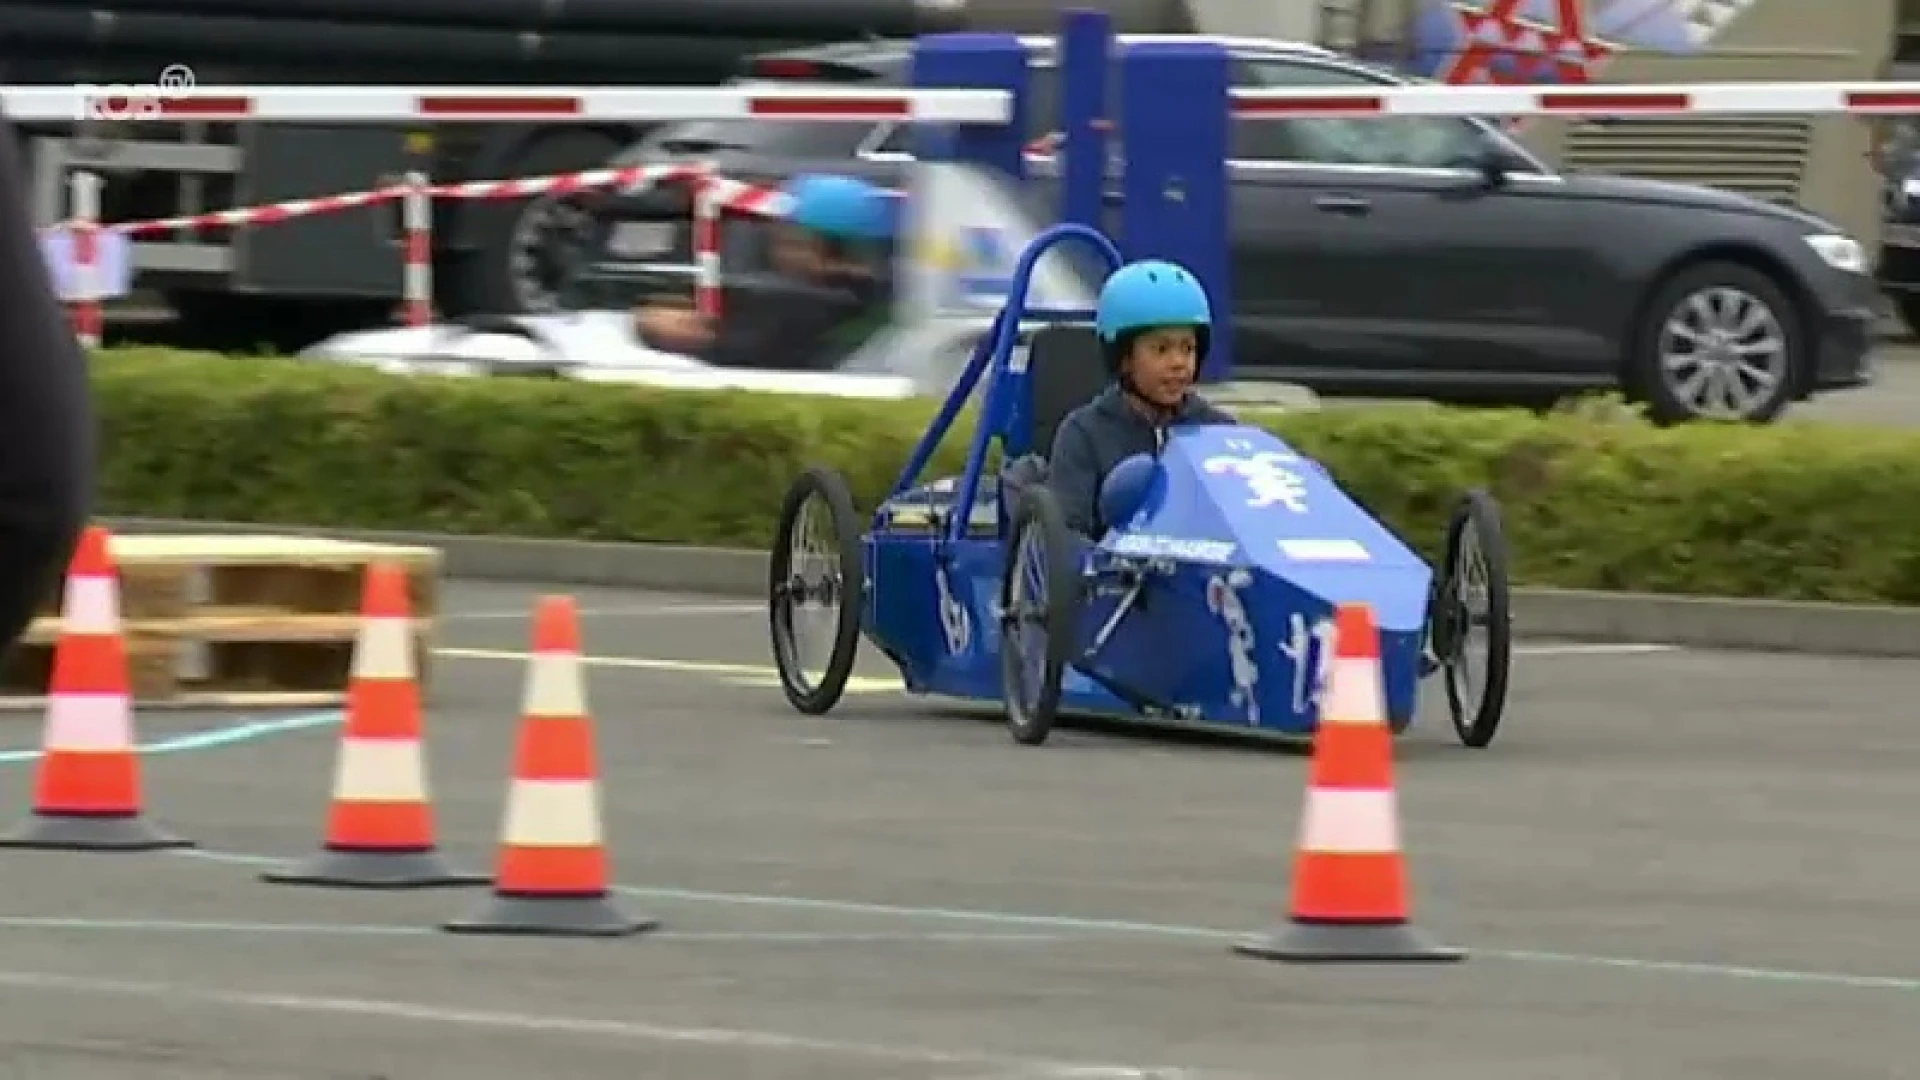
79,65,196,120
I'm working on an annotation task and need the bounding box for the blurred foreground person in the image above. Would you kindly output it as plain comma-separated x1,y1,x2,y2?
0,113,94,652
633,172,893,369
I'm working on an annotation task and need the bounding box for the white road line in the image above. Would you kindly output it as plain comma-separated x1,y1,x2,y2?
1514,643,1679,657
440,603,760,622
0,969,1196,1078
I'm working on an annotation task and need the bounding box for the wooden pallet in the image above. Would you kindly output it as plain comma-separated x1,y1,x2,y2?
1,534,441,709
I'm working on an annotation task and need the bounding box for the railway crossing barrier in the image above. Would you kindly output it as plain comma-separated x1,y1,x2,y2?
22,9,1920,377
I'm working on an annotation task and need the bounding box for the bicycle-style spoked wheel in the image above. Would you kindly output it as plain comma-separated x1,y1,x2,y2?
999,486,1076,746
1438,489,1512,748
768,467,865,715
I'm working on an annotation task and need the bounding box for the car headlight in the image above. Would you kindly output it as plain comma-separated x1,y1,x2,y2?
1804,233,1867,274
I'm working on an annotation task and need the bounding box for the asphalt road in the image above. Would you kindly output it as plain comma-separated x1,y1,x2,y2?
1791,340,1920,427
0,579,1910,1078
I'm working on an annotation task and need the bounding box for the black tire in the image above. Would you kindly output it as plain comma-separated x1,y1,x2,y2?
442,130,623,316
1435,489,1512,749
768,467,866,716
1628,260,1803,425
998,486,1078,746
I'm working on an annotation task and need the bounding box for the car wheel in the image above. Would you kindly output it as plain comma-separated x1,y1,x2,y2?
768,467,866,716
443,130,622,316
1630,261,1802,424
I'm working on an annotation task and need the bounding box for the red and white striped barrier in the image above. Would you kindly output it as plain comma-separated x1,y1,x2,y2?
13,86,1012,124
1230,82,1920,118
58,162,792,339
65,172,103,349
51,77,1919,345
16,81,1920,124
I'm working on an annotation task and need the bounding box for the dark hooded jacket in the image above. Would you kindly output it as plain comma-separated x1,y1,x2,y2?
0,111,93,652
1047,386,1233,536
699,269,886,371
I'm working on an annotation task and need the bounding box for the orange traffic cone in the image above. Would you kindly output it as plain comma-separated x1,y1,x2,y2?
264,563,482,889
445,595,654,937
1234,603,1460,964
0,526,190,851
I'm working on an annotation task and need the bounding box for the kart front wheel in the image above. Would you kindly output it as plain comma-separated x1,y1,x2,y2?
769,466,865,715
1434,489,1512,748
999,486,1077,746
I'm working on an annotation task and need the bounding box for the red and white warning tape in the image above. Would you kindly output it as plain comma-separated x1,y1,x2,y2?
58,163,791,345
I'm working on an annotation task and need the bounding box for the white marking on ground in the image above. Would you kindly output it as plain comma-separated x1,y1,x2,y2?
1514,643,1679,657
0,969,1203,1078
441,603,760,622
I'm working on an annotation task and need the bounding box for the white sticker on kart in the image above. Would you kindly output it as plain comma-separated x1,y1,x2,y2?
1206,569,1260,726
1279,614,1336,715
1278,538,1370,562
1202,448,1309,513
935,564,971,655
1108,535,1236,563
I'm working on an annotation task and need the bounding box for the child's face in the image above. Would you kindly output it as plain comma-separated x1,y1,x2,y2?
1124,327,1200,407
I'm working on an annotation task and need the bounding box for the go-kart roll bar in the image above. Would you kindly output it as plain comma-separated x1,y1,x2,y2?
882,223,1124,547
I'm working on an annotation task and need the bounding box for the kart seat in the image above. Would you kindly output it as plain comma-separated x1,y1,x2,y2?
1024,325,1110,460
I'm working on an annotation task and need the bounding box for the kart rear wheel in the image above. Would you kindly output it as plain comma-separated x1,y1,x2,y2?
999,486,1077,746
1435,489,1512,749
769,467,865,716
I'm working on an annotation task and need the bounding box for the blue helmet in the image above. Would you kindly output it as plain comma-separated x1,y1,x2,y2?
782,173,895,242
1094,260,1211,344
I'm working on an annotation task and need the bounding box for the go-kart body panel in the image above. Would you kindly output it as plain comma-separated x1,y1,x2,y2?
865,423,1430,736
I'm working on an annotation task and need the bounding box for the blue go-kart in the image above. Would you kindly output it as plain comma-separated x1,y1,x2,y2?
767,225,1512,748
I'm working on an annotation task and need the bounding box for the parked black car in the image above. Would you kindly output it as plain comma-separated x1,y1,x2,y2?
583,37,1877,423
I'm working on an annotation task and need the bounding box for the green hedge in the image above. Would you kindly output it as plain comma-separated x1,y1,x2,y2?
94,347,1920,605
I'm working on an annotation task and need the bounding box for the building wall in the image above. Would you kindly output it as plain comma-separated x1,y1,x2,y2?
1519,0,1896,251
1183,0,1325,39
963,0,1331,41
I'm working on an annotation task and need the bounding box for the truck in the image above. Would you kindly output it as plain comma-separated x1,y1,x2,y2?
9,0,974,340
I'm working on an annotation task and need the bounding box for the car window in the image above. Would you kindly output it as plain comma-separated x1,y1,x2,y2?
871,62,1061,156
642,118,881,160
639,79,886,160
1229,57,1488,169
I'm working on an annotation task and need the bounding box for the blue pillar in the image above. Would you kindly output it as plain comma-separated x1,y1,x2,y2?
910,33,1029,182
1057,9,1111,233
1119,41,1233,383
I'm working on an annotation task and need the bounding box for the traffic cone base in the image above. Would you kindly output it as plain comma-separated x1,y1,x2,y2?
444,894,657,938
1233,921,1463,965
0,813,191,852
447,596,653,939
262,846,486,890
1237,604,1462,965
270,563,473,890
